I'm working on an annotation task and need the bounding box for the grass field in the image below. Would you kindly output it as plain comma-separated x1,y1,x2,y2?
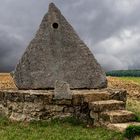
119,77,140,85
0,74,140,140
0,117,125,140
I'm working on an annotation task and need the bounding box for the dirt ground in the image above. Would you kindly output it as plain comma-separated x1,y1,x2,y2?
107,77,140,99
0,73,16,90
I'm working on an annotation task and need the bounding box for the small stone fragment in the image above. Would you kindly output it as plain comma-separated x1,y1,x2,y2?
54,80,72,100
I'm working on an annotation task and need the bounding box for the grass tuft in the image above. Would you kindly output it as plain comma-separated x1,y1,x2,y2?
124,125,140,139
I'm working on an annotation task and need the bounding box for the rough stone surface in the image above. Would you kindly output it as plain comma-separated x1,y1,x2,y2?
54,80,72,99
0,89,129,124
72,90,110,105
101,110,136,123
89,100,125,112
13,3,107,89
83,91,109,102
107,88,127,102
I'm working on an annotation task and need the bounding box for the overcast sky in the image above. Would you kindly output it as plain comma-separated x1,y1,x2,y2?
0,0,140,72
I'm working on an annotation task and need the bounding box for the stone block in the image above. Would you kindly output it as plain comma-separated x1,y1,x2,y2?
83,91,110,102
54,80,72,100
89,100,125,112
45,105,64,112
6,92,24,102
23,102,45,113
63,107,74,113
108,88,127,102
7,101,23,113
101,110,136,123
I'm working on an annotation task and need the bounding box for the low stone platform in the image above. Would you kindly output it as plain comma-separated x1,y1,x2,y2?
0,88,139,132
0,88,126,122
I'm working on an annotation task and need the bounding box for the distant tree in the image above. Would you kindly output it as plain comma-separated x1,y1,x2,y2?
106,70,140,77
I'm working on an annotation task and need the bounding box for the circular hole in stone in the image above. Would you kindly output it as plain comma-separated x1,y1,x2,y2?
52,23,59,29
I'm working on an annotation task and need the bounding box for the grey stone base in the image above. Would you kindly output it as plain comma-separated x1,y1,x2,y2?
0,88,127,123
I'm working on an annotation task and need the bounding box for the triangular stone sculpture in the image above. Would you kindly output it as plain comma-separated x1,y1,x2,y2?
13,3,107,89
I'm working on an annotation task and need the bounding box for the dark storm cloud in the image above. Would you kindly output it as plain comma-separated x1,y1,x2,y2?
0,29,23,71
0,0,140,72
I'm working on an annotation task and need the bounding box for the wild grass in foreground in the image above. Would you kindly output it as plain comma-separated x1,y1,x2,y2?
0,117,124,140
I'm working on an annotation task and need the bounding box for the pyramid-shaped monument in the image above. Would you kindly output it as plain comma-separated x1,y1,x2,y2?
13,3,107,89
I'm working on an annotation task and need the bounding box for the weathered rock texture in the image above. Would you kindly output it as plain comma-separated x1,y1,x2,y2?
54,80,72,99
13,3,107,89
0,89,124,122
